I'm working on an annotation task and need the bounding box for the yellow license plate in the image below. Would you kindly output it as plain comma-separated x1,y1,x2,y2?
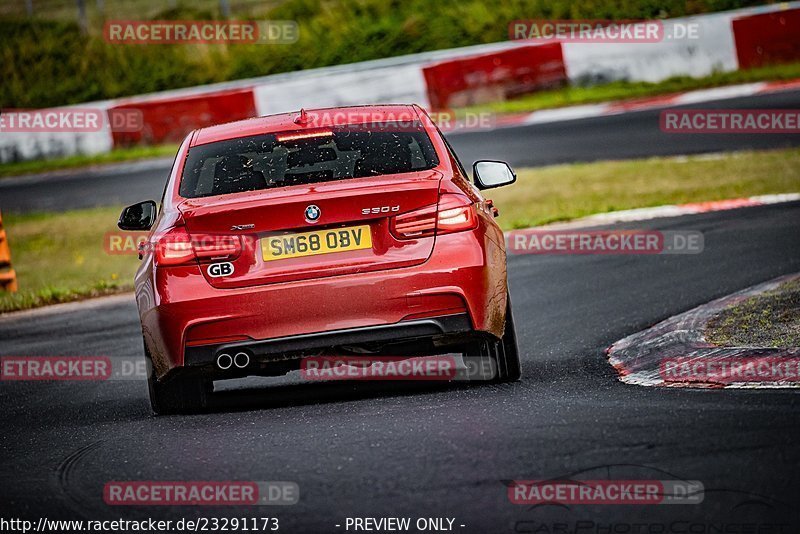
261,225,372,262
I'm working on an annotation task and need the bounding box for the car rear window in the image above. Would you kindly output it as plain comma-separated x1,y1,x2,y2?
179,121,440,198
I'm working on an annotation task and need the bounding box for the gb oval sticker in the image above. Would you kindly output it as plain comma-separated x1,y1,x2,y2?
208,262,234,278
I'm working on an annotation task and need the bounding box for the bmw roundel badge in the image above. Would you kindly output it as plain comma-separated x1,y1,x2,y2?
305,204,321,223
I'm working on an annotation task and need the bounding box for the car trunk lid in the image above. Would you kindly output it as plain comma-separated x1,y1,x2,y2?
177,170,442,288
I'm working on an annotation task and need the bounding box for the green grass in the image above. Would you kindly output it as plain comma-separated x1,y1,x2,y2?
706,278,800,348
2,147,799,313
460,62,800,116
0,144,178,178
490,148,800,229
0,206,138,313
0,0,287,22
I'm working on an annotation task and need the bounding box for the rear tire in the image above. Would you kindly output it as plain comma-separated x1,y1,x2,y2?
496,293,522,382
144,342,210,415
463,294,521,383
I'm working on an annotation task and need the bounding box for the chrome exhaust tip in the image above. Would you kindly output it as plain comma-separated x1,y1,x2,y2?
233,351,250,369
216,353,233,370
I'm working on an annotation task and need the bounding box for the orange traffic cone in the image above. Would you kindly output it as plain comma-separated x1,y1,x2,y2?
0,210,18,292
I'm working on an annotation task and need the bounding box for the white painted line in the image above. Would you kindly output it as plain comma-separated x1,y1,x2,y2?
504,192,800,233
749,193,800,204
524,104,610,125
673,82,767,105
475,79,800,133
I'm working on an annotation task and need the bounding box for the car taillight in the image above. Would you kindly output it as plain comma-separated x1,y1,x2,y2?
154,227,193,266
436,193,478,234
192,234,242,261
154,227,242,266
391,193,477,240
391,204,437,239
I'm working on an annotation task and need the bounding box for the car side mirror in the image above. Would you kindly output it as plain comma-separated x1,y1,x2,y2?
473,160,516,190
118,200,157,231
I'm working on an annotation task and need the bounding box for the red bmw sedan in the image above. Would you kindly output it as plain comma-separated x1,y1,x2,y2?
118,104,520,414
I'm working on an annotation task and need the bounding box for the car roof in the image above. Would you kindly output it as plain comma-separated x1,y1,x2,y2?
191,104,423,147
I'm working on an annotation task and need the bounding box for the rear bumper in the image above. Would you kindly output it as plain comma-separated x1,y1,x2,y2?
185,313,474,367
139,230,507,378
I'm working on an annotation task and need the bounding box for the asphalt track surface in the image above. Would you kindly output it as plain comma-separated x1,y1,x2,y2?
2,89,800,214
2,86,800,531
2,202,800,531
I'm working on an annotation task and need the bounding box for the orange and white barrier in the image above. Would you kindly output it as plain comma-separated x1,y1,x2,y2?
0,3,798,163
0,210,18,292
